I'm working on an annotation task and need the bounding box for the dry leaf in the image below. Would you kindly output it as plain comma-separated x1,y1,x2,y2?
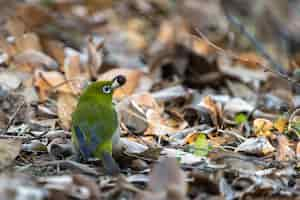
0,71,22,91
15,32,42,52
136,157,187,200
87,36,104,79
253,118,274,137
13,50,58,71
0,36,17,59
192,37,215,56
157,20,175,45
236,52,264,69
64,53,88,95
273,117,288,133
98,68,143,99
43,39,65,67
5,16,26,37
236,137,275,156
34,70,72,101
276,135,295,161
126,30,147,50
199,96,221,127
131,92,161,111
0,139,22,169
57,93,77,130
16,4,53,30
183,132,199,144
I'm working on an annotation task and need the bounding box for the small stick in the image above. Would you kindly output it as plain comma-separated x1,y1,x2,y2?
193,29,300,88
35,160,99,176
218,129,247,141
3,100,26,134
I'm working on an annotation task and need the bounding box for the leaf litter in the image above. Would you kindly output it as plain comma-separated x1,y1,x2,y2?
0,0,300,199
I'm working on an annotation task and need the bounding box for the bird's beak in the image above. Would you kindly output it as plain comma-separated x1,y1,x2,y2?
111,75,126,90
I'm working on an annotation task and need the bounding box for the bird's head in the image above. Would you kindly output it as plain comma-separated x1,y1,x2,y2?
79,75,126,104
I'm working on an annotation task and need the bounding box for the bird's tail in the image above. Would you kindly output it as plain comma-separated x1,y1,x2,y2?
101,151,120,176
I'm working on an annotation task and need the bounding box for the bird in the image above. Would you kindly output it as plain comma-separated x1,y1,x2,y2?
71,75,126,175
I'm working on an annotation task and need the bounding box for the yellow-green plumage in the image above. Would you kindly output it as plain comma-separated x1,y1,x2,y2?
71,76,125,161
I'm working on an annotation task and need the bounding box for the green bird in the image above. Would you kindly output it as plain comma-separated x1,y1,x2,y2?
71,75,126,175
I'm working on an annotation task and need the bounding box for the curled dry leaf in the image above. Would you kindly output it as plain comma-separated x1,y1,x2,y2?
13,50,58,71
236,137,275,156
276,135,295,162
98,68,143,99
87,36,104,79
199,96,221,127
273,117,288,133
15,32,42,52
64,53,89,95
43,39,65,67
0,139,22,169
253,118,273,137
117,92,161,134
57,93,77,130
34,70,72,101
136,157,187,200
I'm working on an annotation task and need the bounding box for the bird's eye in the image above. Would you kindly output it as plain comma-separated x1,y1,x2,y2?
102,85,111,94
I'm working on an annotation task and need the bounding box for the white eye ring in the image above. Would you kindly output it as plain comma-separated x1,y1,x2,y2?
102,85,112,94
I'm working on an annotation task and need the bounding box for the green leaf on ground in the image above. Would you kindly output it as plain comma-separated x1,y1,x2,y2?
234,113,248,125
191,133,213,157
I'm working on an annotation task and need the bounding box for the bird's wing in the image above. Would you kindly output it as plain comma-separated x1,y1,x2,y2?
73,125,100,159
72,102,118,160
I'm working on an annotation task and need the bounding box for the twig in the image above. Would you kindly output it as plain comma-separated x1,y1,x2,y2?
0,131,49,142
224,12,285,73
288,108,300,135
3,101,26,134
169,125,216,140
218,129,247,141
193,29,300,88
35,160,99,176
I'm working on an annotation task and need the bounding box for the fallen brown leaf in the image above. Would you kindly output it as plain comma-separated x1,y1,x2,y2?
253,118,274,137
14,50,58,71
34,70,72,101
57,93,77,130
136,157,187,200
64,53,89,95
199,96,221,127
276,135,295,161
0,139,22,169
15,32,42,52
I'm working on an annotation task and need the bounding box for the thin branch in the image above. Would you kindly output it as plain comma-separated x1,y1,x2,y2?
225,12,285,73
193,29,300,88
218,129,247,141
2,100,26,134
